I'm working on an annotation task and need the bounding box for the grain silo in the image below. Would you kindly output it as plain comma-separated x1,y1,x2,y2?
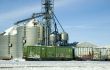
9,35,17,59
60,32,68,45
0,35,11,60
17,19,44,46
0,26,18,60
16,19,44,59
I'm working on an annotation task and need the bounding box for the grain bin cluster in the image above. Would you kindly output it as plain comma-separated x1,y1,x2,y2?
0,19,43,60
0,19,69,60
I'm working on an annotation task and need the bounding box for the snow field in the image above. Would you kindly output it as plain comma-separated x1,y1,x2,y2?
0,61,110,70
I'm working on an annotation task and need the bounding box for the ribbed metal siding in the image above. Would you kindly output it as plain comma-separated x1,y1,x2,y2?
25,26,38,45
37,24,44,45
10,35,17,59
16,26,24,59
0,35,11,59
16,25,43,58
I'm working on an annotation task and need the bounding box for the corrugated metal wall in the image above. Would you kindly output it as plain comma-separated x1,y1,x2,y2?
0,35,11,59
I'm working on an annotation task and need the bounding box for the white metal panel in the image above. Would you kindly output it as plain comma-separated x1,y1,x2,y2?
16,26,24,59
25,26,38,46
10,35,17,59
0,35,11,59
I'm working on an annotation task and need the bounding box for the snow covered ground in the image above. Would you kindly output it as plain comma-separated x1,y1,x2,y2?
0,61,110,70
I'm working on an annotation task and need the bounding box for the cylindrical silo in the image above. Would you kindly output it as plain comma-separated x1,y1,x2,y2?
0,35,11,60
25,19,44,45
16,26,24,59
61,32,68,45
3,26,18,59
16,25,36,59
16,19,44,59
10,35,17,59
25,26,38,46
50,34,56,45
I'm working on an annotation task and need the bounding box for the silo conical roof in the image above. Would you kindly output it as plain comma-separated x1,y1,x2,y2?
4,26,17,35
3,19,39,35
26,19,39,27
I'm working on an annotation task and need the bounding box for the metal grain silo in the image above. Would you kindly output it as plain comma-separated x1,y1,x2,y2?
37,24,44,45
25,26,38,46
3,26,18,59
61,32,68,45
10,35,17,59
50,34,56,45
61,32,68,41
16,19,44,59
25,19,44,45
0,35,11,60
16,26,24,59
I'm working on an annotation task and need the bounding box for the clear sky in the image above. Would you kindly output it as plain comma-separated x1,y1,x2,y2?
0,0,110,46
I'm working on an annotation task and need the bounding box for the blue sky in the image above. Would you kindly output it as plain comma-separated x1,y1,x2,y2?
0,0,110,46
